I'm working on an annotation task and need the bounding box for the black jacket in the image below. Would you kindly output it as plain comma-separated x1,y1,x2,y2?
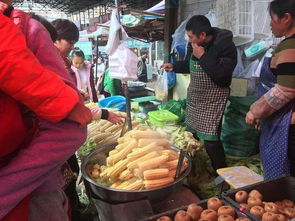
173,28,237,87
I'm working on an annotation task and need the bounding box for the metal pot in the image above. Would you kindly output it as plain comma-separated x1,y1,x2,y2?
81,143,191,203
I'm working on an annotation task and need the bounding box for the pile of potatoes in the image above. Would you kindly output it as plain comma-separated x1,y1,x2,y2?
156,197,250,221
234,189,295,221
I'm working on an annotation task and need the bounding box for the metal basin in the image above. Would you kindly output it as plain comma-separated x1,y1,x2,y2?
81,143,191,203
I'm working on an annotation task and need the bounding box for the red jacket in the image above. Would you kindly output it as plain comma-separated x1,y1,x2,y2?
0,13,80,220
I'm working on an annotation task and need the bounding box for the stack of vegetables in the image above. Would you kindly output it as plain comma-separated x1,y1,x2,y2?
87,129,188,191
78,119,127,157
152,126,202,152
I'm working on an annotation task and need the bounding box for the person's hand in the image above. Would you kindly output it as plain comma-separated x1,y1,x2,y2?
160,63,173,72
192,43,205,59
80,90,89,101
291,112,295,125
245,111,260,129
67,102,92,127
107,111,125,124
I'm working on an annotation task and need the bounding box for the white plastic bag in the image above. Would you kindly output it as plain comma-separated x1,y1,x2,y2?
232,48,245,78
106,9,138,81
155,72,168,101
171,17,190,54
108,43,138,81
105,9,122,55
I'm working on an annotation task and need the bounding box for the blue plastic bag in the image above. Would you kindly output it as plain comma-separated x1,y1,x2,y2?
167,56,176,89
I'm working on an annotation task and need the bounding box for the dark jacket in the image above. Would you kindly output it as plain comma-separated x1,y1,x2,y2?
137,57,148,82
173,27,237,87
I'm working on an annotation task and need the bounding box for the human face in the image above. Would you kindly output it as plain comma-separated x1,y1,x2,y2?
186,30,206,46
270,12,293,38
72,56,84,69
55,39,76,57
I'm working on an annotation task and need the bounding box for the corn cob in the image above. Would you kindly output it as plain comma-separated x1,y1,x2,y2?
98,136,117,145
123,179,143,191
114,141,131,151
107,140,137,166
100,167,110,178
94,132,112,143
143,168,169,180
107,159,128,179
131,130,165,139
144,177,174,189
109,149,119,156
127,151,158,171
105,124,122,133
100,121,114,132
138,155,168,173
168,169,176,178
87,131,103,141
163,159,178,170
138,138,171,148
87,122,100,133
116,177,137,189
127,142,159,160
117,137,126,144
110,180,122,188
96,119,108,127
119,169,133,181
161,150,179,161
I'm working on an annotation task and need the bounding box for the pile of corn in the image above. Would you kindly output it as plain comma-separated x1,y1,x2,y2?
87,129,188,191
87,120,125,146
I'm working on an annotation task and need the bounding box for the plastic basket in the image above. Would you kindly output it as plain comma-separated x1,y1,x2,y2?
216,0,254,46
222,176,295,221
98,96,126,111
148,110,179,127
140,198,252,221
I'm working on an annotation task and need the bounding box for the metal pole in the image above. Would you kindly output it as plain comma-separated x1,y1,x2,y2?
83,11,86,27
95,36,99,84
114,0,132,130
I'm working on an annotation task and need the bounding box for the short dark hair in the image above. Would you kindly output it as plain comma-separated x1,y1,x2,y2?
51,19,79,42
71,49,85,59
185,15,213,36
269,0,295,19
32,14,57,42
140,50,148,56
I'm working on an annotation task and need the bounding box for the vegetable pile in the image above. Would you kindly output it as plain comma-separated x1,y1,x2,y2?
86,129,188,191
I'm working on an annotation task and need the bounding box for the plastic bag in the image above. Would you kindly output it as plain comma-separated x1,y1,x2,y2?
232,48,244,78
106,9,138,81
171,17,190,56
205,10,217,27
155,72,168,102
108,43,138,81
105,9,122,55
167,56,176,89
221,96,260,157
158,99,187,124
234,59,260,79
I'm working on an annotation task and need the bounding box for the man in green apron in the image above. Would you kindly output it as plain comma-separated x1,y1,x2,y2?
162,15,237,173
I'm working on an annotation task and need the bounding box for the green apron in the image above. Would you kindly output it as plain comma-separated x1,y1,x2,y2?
186,58,229,141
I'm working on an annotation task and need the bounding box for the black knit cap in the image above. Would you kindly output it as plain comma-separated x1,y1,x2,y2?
51,19,79,42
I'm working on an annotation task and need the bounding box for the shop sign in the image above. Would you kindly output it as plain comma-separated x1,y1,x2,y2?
126,39,150,48
75,41,93,56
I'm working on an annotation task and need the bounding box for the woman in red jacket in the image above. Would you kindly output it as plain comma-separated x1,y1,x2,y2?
0,12,93,220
